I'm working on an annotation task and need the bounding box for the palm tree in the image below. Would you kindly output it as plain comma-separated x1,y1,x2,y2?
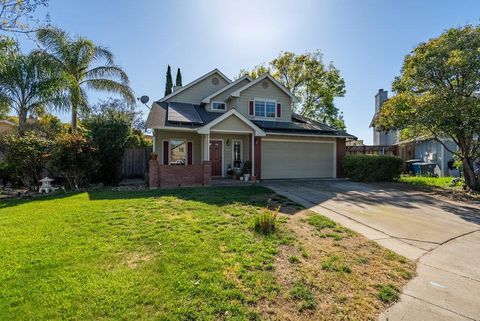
35,27,135,130
0,51,61,131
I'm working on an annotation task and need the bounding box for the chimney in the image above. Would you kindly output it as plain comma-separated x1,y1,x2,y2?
375,89,388,113
173,85,182,92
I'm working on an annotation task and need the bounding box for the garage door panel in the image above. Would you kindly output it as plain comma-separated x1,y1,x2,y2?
261,141,334,179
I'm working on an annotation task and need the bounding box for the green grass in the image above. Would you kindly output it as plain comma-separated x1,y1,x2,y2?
321,254,352,273
289,282,316,311
0,186,288,321
376,284,400,303
398,175,460,190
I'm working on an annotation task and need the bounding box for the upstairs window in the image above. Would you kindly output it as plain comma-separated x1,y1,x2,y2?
254,99,276,118
212,102,226,111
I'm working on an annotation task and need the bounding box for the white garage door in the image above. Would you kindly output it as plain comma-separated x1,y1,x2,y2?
261,140,335,179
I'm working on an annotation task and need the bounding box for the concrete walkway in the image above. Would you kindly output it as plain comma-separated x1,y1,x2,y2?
264,180,480,321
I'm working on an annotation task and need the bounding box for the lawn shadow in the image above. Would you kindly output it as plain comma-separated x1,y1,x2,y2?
0,191,84,211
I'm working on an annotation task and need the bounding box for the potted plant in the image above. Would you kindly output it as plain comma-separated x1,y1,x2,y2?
242,161,252,181
227,165,234,179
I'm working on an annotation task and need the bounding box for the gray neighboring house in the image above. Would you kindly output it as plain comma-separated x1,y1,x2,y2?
146,69,355,187
370,89,459,176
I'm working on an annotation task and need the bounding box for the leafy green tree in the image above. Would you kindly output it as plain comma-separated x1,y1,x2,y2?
0,0,48,33
165,65,173,96
84,102,132,184
238,51,346,129
24,113,67,140
175,68,182,87
0,50,62,130
0,133,51,188
35,27,135,131
375,25,480,191
51,133,98,189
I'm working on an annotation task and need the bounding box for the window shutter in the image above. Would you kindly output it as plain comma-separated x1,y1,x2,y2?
187,142,193,165
276,103,282,117
249,101,254,115
163,141,169,165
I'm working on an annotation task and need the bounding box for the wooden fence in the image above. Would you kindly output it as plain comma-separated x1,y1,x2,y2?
121,147,153,179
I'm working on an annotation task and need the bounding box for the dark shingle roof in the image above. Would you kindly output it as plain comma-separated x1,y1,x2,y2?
152,101,356,138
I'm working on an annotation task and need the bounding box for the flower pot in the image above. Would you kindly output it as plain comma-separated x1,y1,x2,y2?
240,177,244,181
251,175,256,183
243,174,250,181
150,153,158,160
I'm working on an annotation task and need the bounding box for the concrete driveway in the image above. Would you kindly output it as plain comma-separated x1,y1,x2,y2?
264,180,480,321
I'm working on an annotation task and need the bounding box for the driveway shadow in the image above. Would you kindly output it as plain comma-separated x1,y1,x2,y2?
265,180,480,226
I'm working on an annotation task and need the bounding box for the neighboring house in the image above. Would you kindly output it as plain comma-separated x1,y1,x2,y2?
370,89,458,176
0,120,17,136
146,69,355,187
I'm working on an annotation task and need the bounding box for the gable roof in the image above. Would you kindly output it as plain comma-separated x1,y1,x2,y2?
201,75,252,103
159,69,231,103
230,73,300,103
0,120,18,127
197,109,266,136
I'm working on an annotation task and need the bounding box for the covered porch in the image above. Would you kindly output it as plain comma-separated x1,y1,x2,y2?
149,110,265,188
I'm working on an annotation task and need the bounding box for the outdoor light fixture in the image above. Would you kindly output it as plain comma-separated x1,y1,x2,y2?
226,139,230,146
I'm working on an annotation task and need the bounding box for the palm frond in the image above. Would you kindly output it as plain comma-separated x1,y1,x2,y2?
82,66,129,84
84,78,135,105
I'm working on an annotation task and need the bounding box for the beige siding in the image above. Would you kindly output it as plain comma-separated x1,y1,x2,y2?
261,136,336,179
210,134,250,176
210,114,253,132
234,78,293,122
166,73,229,105
154,130,202,165
0,123,17,135
205,78,251,112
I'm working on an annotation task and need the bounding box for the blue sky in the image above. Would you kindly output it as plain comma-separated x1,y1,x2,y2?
13,0,480,143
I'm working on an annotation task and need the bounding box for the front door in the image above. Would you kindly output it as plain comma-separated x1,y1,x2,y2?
210,140,223,176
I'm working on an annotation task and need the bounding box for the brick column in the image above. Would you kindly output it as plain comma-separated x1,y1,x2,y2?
336,138,346,178
254,137,261,180
203,161,212,186
149,159,160,188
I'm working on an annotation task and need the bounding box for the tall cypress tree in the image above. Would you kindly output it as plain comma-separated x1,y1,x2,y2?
165,65,173,96
175,68,182,87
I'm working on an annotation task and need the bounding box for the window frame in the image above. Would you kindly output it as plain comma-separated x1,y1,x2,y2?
168,138,191,165
212,101,226,111
253,98,277,119
231,139,243,168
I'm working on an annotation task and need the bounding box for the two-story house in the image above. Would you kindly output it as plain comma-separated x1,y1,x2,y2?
146,69,355,187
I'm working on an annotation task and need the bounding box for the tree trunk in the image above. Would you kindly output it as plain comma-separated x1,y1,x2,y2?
18,107,27,134
462,157,480,191
71,100,77,131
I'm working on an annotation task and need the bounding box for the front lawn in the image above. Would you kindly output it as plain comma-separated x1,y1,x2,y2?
398,175,460,190
0,187,414,320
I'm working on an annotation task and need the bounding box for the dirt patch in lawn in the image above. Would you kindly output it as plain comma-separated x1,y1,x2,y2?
125,251,154,269
257,210,416,321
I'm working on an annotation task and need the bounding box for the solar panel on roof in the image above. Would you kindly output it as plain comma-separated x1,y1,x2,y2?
167,104,203,124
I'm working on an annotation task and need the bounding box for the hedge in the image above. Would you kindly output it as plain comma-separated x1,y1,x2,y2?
343,155,403,182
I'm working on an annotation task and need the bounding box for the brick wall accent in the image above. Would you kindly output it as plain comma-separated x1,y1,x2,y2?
149,159,160,188
149,161,212,188
336,138,346,178
254,137,261,179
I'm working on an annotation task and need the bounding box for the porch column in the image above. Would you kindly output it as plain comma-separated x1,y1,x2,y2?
251,133,255,176
203,134,210,161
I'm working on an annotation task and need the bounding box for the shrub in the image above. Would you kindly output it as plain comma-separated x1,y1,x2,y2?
253,209,278,235
51,133,98,190
84,108,131,184
0,133,51,188
343,155,403,182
